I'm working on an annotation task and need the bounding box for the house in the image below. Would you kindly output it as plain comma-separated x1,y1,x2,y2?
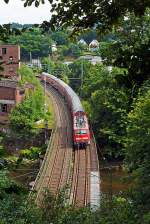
31,58,42,68
89,40,99,51
0,45,25,126
51,42,57,53
0,79,25,124
78,39,87,46
0,45,20,80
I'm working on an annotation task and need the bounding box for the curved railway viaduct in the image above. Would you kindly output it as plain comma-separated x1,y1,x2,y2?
32,82,100,207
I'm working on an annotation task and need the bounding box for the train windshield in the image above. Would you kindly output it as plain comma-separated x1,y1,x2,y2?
76,130,87,134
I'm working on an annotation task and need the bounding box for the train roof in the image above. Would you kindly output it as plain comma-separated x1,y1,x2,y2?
42,72,84,113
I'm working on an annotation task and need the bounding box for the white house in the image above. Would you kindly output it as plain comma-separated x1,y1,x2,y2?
78,39,87,46
89,40,99,51
51,42,57,52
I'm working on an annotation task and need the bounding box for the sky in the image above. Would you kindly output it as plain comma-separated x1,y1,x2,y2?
0,0,51,24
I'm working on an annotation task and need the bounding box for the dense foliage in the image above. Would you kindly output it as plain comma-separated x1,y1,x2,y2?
8,29,52,60
10,66,45,138
125,85,150,212
0,24,22,42
126,87,150,171
1,171,149,224
7,28,84,61
4,0,149,31
100,9,150,91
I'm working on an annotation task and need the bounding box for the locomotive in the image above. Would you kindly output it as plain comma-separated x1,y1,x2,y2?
41,72,90,148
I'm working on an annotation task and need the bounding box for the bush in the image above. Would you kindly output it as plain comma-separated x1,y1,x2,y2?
10,65,45,138
20,147,41,160
0,145,5,157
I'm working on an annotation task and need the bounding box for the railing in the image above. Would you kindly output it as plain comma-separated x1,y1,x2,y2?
30,127,57,194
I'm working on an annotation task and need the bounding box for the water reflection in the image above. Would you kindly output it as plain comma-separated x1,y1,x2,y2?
100,162,132,195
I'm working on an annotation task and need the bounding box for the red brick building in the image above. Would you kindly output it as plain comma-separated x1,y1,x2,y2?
0,45,20,80
0,45,23,126
0,80,25,124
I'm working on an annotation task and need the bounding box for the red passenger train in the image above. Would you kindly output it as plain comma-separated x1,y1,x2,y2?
41,73,90,148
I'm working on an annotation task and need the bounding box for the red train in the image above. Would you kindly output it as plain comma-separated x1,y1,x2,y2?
41,72,90,148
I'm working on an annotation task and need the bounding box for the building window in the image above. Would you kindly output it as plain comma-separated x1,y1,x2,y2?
2,48,7,55
19,90,25,95
0,104,7,112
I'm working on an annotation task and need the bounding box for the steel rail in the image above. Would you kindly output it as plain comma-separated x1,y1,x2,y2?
34,84,73,205
46,87,73,194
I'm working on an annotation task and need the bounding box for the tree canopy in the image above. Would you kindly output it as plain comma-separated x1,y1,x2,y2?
8,29,52,60
99,9,150,90
3,0,150,31
10,65,45,138
0,24,22,42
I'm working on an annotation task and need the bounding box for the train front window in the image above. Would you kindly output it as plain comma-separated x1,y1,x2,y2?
76,130,87,135
81,130,87,134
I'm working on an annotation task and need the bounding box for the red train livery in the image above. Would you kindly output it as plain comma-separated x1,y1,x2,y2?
41,73,90,148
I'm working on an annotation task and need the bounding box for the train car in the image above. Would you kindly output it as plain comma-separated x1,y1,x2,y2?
41,72,90,148
73,111,90,147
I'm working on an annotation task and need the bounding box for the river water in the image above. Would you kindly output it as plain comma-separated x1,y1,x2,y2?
100,161,132,196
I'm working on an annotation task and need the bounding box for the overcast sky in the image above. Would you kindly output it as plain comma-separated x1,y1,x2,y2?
0,0,51,24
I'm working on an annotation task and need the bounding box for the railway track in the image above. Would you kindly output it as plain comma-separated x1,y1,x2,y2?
46,87,73,195
33,85,72,204
70,146,90,206
32,84,100,207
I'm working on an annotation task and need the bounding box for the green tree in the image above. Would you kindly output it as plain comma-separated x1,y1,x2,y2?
10,66,45,138
125,86,150,212
0,24,22,42
126,90,150,170
51,30,69,45
8,29,52,60
0,171,45,224
11,0,149,32
82,64,129,156
60,43,82,58
99,9,150,92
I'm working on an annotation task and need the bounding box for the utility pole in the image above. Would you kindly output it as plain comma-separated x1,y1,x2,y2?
48,54,51,73
80,60,84,98
29,52,32,64
109,164,113,209
44,75,48,144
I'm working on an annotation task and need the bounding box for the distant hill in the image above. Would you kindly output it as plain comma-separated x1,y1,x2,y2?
10,23,37,29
